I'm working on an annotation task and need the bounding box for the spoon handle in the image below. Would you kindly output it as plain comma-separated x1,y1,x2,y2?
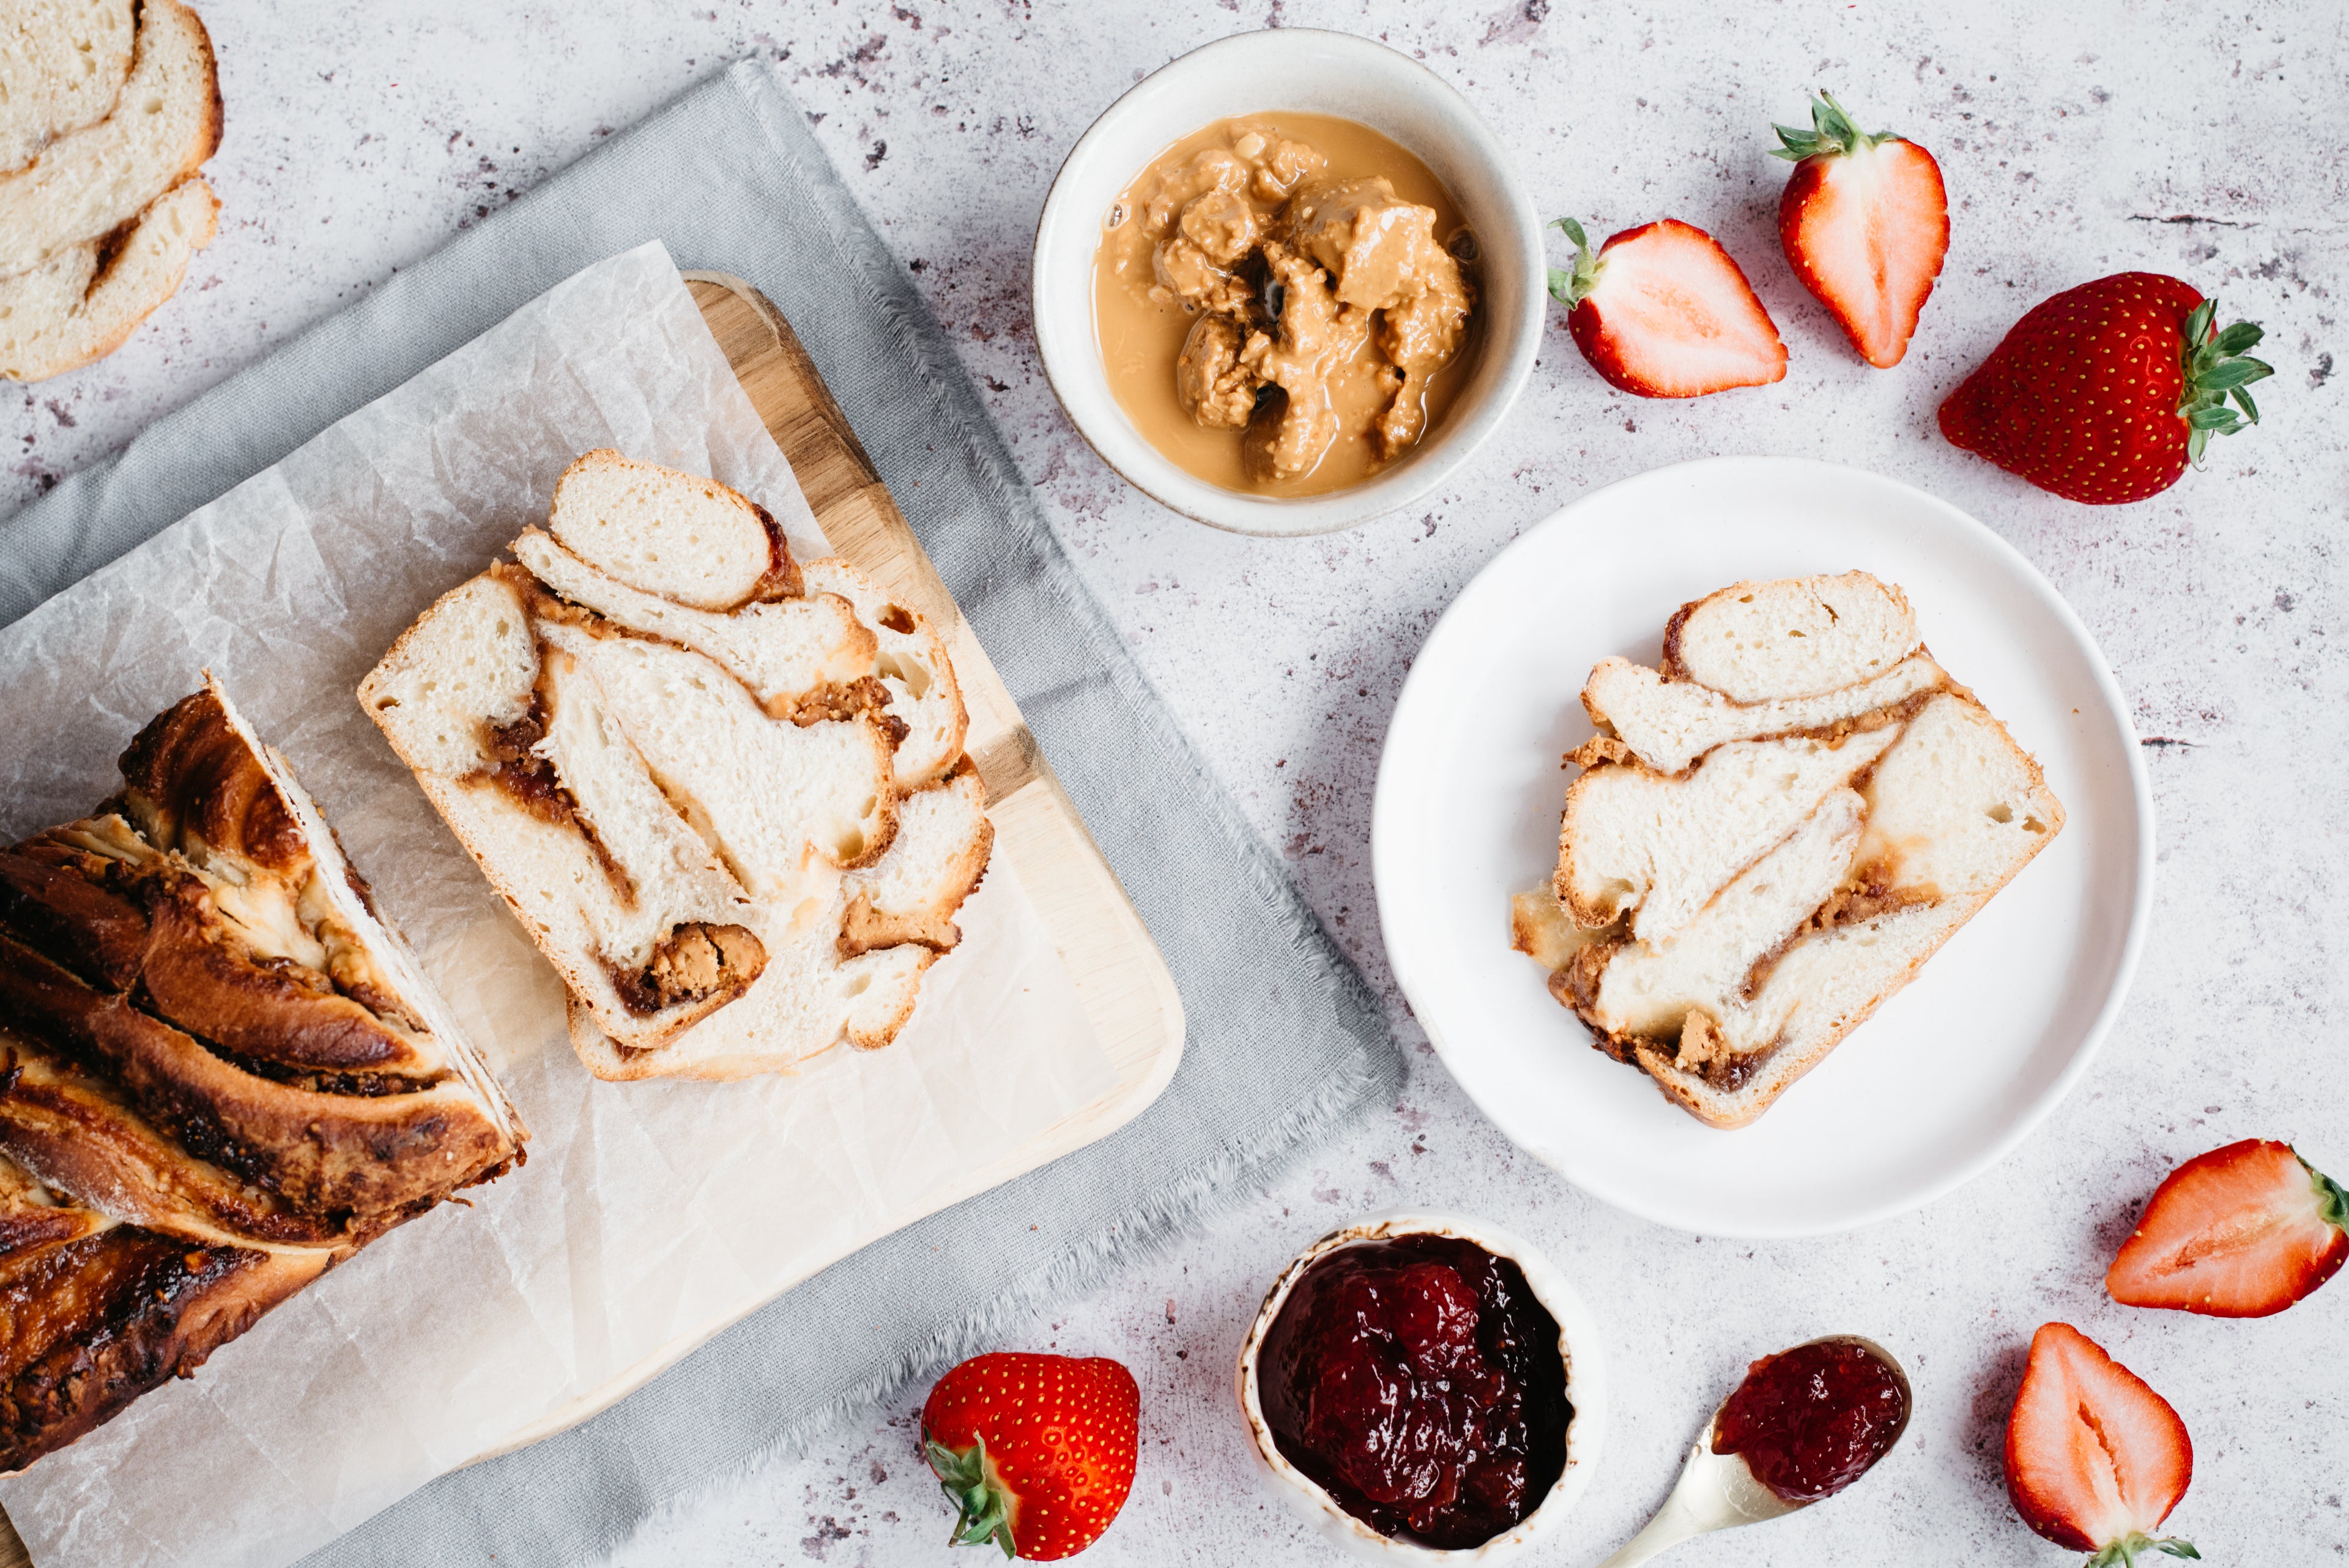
1590,1491,1709,1568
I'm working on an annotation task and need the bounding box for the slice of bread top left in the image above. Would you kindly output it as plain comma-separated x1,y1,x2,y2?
0,0,225,382
1511,572,2065,1128
0,674,525,1472
362,450,995,1082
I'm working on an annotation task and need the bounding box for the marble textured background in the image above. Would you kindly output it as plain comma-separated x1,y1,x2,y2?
5,3,2345,1564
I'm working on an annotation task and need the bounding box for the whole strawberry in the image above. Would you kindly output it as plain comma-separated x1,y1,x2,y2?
922,1352,1139,1561
1771,89,1949,368
1939,273,2271,503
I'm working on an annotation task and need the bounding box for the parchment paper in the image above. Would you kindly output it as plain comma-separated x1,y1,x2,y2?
0,240,1116,1568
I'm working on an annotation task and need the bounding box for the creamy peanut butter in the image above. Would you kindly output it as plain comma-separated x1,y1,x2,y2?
1093,113,1480,497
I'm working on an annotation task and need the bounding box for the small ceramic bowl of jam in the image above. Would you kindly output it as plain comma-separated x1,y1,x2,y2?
1234,1212,1606,1561
1033,28,1545,537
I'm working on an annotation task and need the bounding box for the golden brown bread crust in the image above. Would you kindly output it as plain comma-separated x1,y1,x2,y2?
0,838,149,987
132,875,426,1072
163,0,226,192
0,828,429,1073
0,1228,325,1475
0,682,522,1472
1657,592,1705,686
0,929,510,1221
0,1151,329,1476
0,1028,358,1250
117,683,303,872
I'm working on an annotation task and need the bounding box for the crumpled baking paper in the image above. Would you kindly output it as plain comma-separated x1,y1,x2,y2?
0,240,1115,1568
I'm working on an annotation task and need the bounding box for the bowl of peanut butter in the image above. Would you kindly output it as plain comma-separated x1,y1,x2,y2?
1034,29,1545,536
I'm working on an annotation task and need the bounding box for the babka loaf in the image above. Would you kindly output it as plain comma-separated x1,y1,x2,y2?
362,451,993,1082
0,677,524,1470
1512,572,2063,1127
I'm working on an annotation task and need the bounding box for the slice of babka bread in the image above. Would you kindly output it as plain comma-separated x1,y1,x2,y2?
0,175,219,382
0,0,223,381
0,0,220,280
0,1,136,174
363,451,990,1080
1514,572,2063,1128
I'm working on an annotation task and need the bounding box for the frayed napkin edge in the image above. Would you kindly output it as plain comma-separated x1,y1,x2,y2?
612,1025,1400,1558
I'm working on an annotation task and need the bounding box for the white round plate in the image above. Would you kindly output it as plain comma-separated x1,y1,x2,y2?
1373,456,2154,1238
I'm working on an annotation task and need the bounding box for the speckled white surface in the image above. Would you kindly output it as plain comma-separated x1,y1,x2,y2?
6,4,2345,1564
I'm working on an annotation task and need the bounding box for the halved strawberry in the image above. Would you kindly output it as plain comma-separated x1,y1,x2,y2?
2107,1138,2349,1317
2005,1323,2197,1567
1547,217,1787,397
922,1352,1139,1561
1770,89,1949,367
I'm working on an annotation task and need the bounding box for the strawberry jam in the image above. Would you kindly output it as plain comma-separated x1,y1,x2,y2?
1257,1234,1570,1549
1710,1337,1908,1503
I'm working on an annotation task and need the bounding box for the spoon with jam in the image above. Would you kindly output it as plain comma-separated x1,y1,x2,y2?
1596,1334,1912,1567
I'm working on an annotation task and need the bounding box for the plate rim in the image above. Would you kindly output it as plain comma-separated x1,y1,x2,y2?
1371,453,2157,1238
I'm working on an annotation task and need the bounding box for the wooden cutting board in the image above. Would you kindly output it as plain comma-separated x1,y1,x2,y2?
465,272,1187,1463
0,272,1182,1568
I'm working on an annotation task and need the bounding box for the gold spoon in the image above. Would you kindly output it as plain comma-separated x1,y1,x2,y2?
1594,1334,1913,1568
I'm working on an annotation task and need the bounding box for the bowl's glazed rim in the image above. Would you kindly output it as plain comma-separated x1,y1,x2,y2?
1030,28,1546,538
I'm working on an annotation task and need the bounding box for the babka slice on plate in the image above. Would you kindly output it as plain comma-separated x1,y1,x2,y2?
1513,572,2063,1127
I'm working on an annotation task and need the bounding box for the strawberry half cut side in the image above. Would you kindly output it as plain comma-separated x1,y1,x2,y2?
1547,217,1787,398
2004,1323,2197,1568
2107,1137,2349,1317
1770,89,1949,368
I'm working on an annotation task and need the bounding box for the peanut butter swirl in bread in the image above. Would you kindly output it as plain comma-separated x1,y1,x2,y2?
1511,572,2064,1128
362,451,993,1082
0,677,525,1471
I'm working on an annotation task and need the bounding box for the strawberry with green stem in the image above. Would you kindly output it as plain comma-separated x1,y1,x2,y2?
1939,273,2272,503
2005,1323,2198,1568
1547,216,1787,397
1770,88,1950,368
2107,1139,2349,1317
922,1351,1138,1561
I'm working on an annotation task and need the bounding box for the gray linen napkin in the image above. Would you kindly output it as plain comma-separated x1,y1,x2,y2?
0,59,1398,1568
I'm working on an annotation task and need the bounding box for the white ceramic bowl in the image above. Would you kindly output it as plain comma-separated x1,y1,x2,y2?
1031,29,1546,537
1233,1213,1607,1562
